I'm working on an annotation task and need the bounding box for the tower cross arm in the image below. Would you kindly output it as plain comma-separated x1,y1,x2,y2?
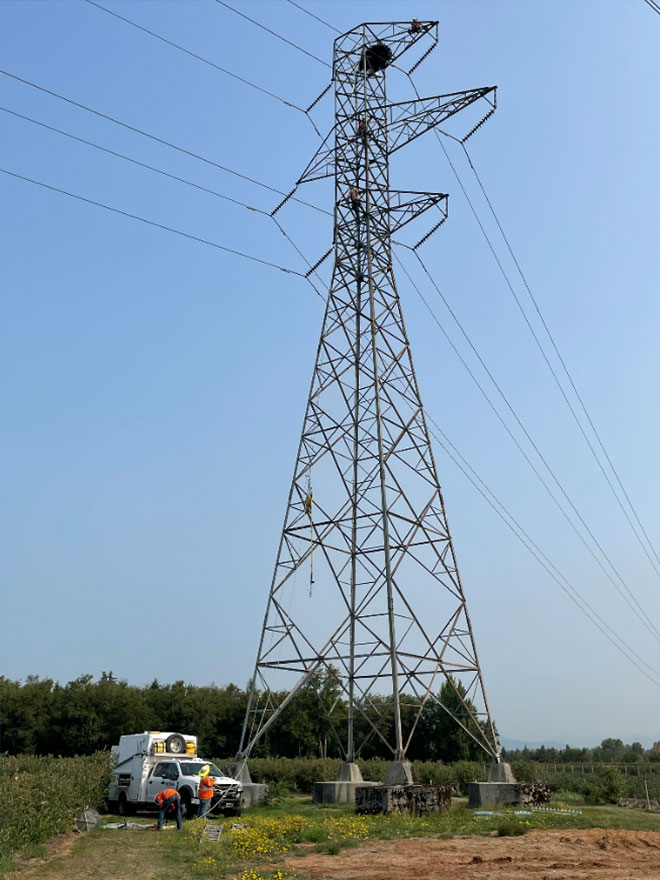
387,86,496,154
294,85,496,187
295,125,336,186
375,190,448,236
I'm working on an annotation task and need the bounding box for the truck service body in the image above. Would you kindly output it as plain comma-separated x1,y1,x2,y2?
108,731,242,817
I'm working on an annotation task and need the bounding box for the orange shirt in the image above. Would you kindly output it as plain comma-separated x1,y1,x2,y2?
155,788,180,807
198,776,216,800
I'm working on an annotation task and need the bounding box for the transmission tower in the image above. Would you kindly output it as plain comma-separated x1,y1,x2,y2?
238,21,500,771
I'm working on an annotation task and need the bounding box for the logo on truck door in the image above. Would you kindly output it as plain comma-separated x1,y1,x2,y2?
147,762,179,798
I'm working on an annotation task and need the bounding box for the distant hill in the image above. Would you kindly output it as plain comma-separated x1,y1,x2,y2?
501,734,660,751
501,738,567,751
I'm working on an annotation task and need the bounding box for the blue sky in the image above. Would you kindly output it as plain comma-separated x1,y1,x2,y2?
1,0,659,747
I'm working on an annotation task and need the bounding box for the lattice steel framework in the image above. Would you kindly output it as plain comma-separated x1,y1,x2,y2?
238,22,500,763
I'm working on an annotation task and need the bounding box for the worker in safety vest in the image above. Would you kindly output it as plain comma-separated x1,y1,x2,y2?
197,764,216,819
154,788,182,830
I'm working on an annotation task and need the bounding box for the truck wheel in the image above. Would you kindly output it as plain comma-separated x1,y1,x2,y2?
118,793,135,817
179,788,192,819
165,734,186,754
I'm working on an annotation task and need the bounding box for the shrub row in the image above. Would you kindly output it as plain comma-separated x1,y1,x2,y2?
0,752,112,860
225,757,488,795
232,757,660,803
536,768,660,802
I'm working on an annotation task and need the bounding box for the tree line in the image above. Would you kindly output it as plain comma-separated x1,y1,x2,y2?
503,737,660,765
1,672,488,762
3,673,658,764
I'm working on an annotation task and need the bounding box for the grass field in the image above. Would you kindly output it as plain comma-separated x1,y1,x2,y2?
4,753,659,876
6,794,660,880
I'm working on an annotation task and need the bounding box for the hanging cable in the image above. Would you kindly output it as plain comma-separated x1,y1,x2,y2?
642,0,660,16
270,217,326,299
0,106,269,216
0,167,312,279
404,72,660,639
0,70,330,217
407,70,660,589
394,248,660,645
304,474,315,596
413,247,660,644
84,0,311,117
215,0,331,68
460,140,660,584
285,0,341,34
1,105,327,301
425,417,660,689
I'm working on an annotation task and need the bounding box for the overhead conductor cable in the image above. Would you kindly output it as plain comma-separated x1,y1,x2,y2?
405,72,660,641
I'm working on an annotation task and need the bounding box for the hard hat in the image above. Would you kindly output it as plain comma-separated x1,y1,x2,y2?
199,764,210,779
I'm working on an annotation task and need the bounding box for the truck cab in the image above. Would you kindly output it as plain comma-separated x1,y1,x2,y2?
108,731,242,818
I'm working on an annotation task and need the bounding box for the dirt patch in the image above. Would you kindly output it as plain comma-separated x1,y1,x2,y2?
283,829,660,879
7,833,78,875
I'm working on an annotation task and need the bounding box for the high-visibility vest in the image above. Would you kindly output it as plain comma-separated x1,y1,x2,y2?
155,788,180,807
199,775,216,800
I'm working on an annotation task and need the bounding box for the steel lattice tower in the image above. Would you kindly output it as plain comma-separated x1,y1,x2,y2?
238,21,500,766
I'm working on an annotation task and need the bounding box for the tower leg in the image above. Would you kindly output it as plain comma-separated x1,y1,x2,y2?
488,761,516,783
383,760,415,785
312,761,378,804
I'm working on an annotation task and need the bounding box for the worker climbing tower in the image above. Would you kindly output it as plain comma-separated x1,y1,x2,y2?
237,21,499,781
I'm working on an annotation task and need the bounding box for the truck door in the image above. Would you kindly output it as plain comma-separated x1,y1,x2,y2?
146,762,179,802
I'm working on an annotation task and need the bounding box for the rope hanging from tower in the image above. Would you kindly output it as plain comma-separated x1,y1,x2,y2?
304,474,315,596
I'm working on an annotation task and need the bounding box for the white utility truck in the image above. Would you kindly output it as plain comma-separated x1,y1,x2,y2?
108,731,243,818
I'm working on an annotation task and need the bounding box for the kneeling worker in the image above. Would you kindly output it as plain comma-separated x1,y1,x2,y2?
197,764,216,819
154,788,182,830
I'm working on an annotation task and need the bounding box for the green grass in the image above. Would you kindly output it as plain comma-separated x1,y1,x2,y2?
4,827,193,880
248,795,354,818
5,794,659,880
565,802,660,832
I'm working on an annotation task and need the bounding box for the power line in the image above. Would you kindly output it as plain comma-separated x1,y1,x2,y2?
285,0,341,34
460,140,660,586
271,216,328,298
0,107,324,299
1,103,328,298
405,73,660,641
215,0,331,68
84,0,311,117
0,69,330,217
1,94,332,298
426,418,660,690
1,108,328,297
0,167,309,278
399,250,660,686
394,248,660,647
642,0,660,16
0,106,270,216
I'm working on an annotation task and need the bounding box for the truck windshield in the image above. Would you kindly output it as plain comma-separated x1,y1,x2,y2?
179,762,224,777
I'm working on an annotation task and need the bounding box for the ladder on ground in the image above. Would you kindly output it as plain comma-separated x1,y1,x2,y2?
201,824,223,842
